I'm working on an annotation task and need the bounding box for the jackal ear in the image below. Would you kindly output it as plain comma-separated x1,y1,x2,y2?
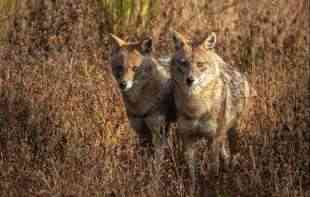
110,34,141,54
172,31,188,50
140,37,153,54
202,32,216,49
110,34,127,49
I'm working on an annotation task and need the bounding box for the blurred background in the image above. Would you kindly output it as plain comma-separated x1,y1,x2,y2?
0,1,309,196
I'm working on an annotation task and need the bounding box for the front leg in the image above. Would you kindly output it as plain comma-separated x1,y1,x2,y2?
145,112,168,149
128,116,153,149
145,112,169,164
217,127,237,172
177,116,201,196
144,112,168,193
218,133,233,172
182,136,200,197
208,137,221,176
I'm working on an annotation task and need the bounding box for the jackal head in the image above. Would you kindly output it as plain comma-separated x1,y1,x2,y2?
171,31,222,94
110,34,153,93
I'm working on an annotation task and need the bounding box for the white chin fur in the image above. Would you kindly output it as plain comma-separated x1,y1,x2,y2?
190,73,208,93
123,80,134,91
189,72,217,94
158,56,171,66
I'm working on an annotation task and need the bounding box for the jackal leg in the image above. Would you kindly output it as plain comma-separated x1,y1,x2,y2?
195,136,220,197
145,113,168,193
227,127,240,168
208,137,221,177
128,117,153,150
182,137,200,196
145,112,168,149
219,133,232,171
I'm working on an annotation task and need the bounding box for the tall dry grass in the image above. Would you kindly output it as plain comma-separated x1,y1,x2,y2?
0,0,309,197
0,0,16,44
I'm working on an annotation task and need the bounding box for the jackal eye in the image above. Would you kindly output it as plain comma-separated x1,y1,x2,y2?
132,65,139,72
197,62,207,71
197,62,204,68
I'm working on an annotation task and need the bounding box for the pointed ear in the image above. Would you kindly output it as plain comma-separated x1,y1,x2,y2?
172,31,188,50
202,32,216,49
110,34,127,49
140,37,153,54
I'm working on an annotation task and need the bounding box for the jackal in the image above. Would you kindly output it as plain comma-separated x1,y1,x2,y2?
110,34,176,152
170,31,255,195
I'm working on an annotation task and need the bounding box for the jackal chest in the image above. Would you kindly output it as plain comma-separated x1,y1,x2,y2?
177,115,217,138
176,99,209,119
175,89,212,119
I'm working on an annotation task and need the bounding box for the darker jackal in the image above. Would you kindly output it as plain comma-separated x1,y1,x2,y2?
110,34,176,153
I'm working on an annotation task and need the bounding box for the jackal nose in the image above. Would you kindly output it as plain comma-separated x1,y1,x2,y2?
186,76,195,86
119,81,127,89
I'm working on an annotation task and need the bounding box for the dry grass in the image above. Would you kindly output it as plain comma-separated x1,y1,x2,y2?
0,0,309,197
0,0,16,44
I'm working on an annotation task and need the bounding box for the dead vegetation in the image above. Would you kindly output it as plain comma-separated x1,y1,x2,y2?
0,0,309,196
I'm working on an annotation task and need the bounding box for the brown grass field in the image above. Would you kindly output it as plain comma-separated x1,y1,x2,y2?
0,0,309,196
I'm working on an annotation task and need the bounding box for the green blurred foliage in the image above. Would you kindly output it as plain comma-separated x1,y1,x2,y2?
0,0,161,43
98,0,160,34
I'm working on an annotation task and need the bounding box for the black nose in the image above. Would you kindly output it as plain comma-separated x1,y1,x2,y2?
186,77,195,86
119,81,126,89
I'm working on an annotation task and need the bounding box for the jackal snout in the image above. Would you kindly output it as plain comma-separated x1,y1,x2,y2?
112,60,138,92
119,79,133,91
186,75,195,86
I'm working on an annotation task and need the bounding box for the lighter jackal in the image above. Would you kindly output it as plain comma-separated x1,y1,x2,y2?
110,34,176,152
171,31,255,196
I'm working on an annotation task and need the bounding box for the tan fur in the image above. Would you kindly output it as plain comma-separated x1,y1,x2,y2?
171,31,255,196
110,34,176,152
